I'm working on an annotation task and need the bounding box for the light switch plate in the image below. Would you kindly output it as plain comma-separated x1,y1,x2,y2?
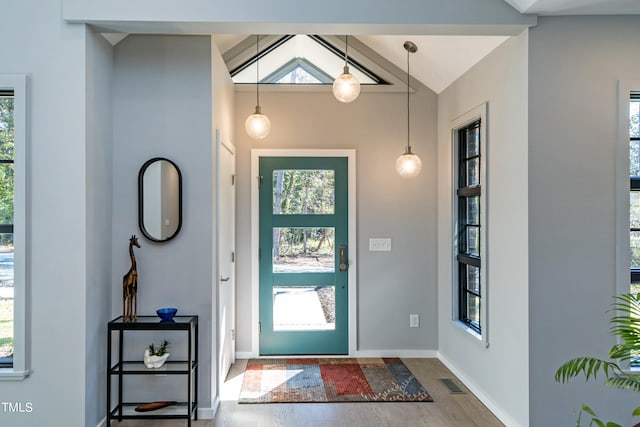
369,238,392,252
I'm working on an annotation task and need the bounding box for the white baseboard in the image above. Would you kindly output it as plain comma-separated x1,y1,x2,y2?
355,349,439,358
437,352,525,427
96,417,106,427
198,397,220,419
236,351,256,359
236,350,438,360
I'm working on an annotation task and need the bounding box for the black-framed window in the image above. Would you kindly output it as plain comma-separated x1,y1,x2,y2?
0,89,14,368
630,94,640,293
457,120,482,333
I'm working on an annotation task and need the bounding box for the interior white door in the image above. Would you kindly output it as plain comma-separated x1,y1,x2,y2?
217,130,236,382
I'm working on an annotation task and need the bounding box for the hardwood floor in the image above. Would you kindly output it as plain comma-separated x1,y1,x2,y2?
111,358,504,427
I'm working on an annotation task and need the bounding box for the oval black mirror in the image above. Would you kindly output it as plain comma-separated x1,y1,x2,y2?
138,158,182,242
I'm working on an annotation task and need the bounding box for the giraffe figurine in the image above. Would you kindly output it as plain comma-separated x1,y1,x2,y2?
123,235,141,321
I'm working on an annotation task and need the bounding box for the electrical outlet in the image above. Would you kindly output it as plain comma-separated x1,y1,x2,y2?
410,314,419,328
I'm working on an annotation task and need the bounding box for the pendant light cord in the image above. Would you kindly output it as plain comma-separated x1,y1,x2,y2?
406,46,411,152
344,35,349,68
256,34,260,108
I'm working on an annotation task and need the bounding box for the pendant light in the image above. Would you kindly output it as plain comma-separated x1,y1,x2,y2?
395,41,422,178
332,35,361,103
245,35,271,140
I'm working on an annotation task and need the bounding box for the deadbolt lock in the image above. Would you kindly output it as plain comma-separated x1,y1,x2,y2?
339,245,347,272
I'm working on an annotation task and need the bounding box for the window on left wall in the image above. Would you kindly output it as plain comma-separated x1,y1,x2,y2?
0,75,28,379
0,90,15,368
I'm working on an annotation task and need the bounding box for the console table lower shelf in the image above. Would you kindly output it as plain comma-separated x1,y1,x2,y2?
109,401,197,419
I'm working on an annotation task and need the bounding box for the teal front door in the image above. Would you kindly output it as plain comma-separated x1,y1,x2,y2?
259,156,348,355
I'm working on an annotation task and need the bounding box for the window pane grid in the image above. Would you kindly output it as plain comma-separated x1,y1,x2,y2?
457,119,482,334
632,96,640,289
0,92,13,367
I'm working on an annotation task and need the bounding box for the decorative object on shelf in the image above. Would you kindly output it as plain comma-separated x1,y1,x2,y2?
144,339,170,368
156,307,178,322
395,41,423,178
122,235,140,321
245,34,271,140
333,35,360,103
135,401,177,412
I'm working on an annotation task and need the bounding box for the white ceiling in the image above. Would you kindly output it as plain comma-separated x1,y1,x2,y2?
504,0,640,14
110,0,639,95
356,35,509,94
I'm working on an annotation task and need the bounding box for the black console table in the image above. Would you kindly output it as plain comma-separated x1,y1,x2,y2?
107,315,198,426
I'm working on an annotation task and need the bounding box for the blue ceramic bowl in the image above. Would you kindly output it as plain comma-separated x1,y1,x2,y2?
156,307,177,321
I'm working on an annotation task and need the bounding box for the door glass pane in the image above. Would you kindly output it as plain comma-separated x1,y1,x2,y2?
466,294,480,328
273,169,335,215
466,265,480,294
273,286,335,331
273,227,335,273
466,158,479,187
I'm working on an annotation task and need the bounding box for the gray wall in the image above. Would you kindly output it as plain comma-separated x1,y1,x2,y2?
437,31,529,426
234,87,438,354
112,35,215,410
85,28,114,427
529,16,640,426
0,1,87,425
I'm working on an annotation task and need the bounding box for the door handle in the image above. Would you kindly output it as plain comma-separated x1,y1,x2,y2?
220,276,230,282
339,246,347,272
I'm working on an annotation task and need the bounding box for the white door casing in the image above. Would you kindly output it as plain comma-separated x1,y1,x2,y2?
217,130,236,382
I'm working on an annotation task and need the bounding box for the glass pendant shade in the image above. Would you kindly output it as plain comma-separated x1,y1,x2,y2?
246,34,271,140
333,66,361,103
396,149,423,178
333,36,360,103
245,106,271,140
396,40,422,178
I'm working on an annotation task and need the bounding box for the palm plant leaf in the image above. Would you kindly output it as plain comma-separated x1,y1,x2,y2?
605,374,640,392
555,357,622,383
609,294,640,362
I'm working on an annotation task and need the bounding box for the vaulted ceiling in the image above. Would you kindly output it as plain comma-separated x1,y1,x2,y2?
214,0,638,94
105,0,640,95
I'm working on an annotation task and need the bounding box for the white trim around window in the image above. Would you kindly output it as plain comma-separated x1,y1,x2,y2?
0,74,30,380
451,103,489,348
616,81,640,296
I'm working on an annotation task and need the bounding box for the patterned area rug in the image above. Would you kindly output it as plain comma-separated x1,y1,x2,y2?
238,358,434,403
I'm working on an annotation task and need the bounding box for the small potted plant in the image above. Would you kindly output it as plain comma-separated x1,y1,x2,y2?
144,339,170,368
